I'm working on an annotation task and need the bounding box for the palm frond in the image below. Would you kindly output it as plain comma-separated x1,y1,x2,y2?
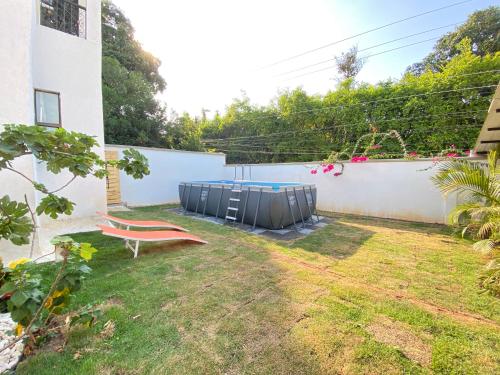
487,150,498,177
433,150,500,255
477,220,500,240
432,161,496,203
467,206,500,218
473,239,497,253
448,202,480,225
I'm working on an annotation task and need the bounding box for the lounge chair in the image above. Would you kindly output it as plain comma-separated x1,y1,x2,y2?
97,211,187,232
97,224,208,258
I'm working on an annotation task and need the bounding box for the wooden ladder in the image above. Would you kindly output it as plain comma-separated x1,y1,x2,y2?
225,182,242,224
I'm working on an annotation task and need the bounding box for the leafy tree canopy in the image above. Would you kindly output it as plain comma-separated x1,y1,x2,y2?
101,0,168,147
164,113,204,152
102,1,165,92
335,45,365,80
201,39,500,164
407,6,500,74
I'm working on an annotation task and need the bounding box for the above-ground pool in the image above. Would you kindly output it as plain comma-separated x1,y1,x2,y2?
178,180,317,230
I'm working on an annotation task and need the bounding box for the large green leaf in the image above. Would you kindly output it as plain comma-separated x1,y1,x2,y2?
0,195,33,245
10,291,29,307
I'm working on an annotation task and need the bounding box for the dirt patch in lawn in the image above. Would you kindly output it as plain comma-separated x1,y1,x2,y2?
367,317,431,367
99,297,124,311
97,365,140,375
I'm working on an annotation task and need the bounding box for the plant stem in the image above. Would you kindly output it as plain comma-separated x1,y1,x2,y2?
32,250,56,264
4,166,36,186
48,175,77,194
0,251,68,355
24,194,37,258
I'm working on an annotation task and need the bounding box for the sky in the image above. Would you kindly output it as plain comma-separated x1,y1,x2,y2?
112,0,497,117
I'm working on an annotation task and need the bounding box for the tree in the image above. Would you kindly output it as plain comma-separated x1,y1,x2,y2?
164,112,204,151
407,6,500,74
200,42,499,164
102,56,168,147
101,1,168,147
432,150,499,296
0,124,150,351
102,1,165,91
335,45,365,80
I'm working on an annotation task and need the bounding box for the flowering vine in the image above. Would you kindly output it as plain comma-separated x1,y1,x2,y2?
307,128,408,176
306,127,472,177
418,144,472,171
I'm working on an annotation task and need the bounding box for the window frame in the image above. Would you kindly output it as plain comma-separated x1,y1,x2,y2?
39,0,87,39
34,89,62,128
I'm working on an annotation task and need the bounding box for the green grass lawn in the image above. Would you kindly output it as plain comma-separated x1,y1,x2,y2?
17,206,499,374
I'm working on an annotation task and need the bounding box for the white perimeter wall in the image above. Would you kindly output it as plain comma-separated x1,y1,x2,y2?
111,145,460,224
106,145,227,207
223,160,457,224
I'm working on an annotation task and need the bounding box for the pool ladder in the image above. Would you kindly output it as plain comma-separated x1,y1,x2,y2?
224,183,243,224
285,186,320,231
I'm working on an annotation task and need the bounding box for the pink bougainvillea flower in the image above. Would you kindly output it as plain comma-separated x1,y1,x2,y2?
327,164,334,170
310,169,318,174
333,172,342,177
408,151,418,157
323,168,329,173
446,152,458,158
351,156,369,163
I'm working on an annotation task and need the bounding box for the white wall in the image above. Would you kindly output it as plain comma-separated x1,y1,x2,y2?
0,1,37,260
0,1,106,262
0,0,36,202
106,145,227,207
32,0,106,225
0,0,34,126
225,160,457,224
110,144,458,224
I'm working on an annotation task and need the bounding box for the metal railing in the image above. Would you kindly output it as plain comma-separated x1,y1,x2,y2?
40,0,86,38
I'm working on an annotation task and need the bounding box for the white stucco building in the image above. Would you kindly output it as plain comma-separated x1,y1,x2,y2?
0,0,106,261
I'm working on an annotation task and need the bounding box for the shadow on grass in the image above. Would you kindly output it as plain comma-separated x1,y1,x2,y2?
319,211,452,236
290,220,375,259
70,230,207,267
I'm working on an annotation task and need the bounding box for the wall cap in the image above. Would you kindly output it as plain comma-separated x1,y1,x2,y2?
225,156,486,167
105,144,226,157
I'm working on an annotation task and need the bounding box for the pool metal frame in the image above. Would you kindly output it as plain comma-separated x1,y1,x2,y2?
179,180,319,231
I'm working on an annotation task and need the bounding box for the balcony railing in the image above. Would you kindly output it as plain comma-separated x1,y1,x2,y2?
40,0,86,38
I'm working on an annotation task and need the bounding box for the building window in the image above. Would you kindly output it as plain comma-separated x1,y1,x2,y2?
35,90,61,127
40,0,86,38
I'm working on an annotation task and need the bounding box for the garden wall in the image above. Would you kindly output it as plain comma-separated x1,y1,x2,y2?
223,160,458,224
111,145,461,224
106,145,227,207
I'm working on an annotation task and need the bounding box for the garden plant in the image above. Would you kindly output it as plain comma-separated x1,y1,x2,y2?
433,149,499,296
0,124,149,354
